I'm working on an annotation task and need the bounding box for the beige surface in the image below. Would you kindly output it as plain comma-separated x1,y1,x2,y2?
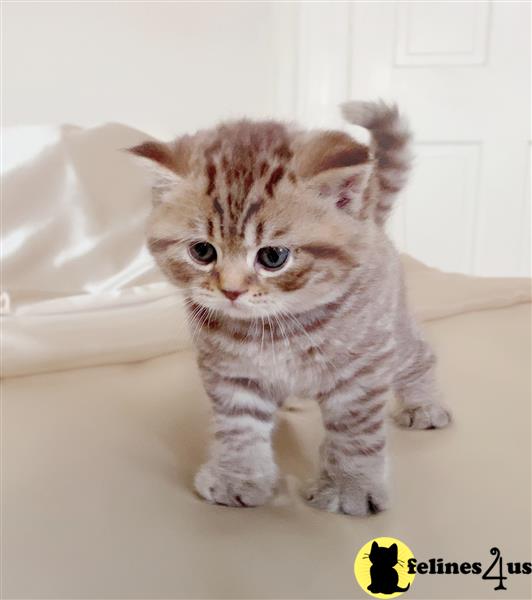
3,300,531,599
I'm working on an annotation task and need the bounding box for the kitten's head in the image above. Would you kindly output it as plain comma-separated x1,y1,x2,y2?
129,120,377,320
368,541,398,567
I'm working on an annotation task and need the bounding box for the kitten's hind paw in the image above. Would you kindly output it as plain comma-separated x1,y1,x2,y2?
394,403,451,430
304,473,389,517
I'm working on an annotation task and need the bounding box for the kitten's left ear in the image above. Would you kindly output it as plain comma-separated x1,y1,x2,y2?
126,136,192,203
295,130,372,214
389,543,398,558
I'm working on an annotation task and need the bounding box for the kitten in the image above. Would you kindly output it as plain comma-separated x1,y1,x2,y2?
128,100,451,516
367,541,410,593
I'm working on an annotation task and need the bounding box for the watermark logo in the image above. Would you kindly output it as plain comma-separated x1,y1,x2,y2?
354,539,531,596
354,537,416,598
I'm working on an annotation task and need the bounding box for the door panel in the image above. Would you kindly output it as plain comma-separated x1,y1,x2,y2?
350,1,530,276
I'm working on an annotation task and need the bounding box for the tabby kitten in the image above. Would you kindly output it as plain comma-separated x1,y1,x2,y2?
128,100,451,516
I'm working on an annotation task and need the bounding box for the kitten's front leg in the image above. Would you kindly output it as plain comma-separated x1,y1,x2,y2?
306,373,391,516
194,376,279,507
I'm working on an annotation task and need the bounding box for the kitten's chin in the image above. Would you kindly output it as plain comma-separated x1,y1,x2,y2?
218,304,263,320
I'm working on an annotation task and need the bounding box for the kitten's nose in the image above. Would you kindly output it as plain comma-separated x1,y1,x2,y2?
221,289,246,302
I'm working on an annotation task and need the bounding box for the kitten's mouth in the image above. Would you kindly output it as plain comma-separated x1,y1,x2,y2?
190,297,249,319
190,296,276,321
219,301,256,319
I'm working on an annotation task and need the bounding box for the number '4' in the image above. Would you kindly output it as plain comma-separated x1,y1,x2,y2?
482,547,508,591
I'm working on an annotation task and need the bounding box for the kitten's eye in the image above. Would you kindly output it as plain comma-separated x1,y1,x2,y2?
256,246,290,270
189,241,217,265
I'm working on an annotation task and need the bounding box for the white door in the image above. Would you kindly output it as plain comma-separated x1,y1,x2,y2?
278,1,531,276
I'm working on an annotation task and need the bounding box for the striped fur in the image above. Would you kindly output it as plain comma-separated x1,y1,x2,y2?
129,100,451,516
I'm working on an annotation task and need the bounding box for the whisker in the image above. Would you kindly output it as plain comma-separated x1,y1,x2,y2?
265,312,277,378
276,306,339,379
260,315,265,359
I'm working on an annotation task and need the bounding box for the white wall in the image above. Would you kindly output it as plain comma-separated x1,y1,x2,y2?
3,2,279,138
3,1,530,277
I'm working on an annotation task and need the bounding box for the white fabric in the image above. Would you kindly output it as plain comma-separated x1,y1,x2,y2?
2,124,190,376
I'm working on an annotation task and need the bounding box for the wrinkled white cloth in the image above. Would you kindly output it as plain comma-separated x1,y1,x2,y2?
2,124,530,377
2,124,191,377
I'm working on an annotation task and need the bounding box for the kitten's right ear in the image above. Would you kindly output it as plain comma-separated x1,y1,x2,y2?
125,137,191,203
371,541,379,552
294,130,372,216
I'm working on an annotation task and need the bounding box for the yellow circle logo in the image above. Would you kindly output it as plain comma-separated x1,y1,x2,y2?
354,537,416,598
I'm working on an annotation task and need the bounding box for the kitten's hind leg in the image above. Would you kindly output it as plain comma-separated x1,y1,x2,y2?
393,335,451,430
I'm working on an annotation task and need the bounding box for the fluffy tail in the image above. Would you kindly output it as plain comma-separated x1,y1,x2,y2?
341,100,412,223
396,583,411,592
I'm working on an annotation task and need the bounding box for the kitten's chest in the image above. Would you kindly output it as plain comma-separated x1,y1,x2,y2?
197,296,396,399
256,340,326,396
218,332,350,398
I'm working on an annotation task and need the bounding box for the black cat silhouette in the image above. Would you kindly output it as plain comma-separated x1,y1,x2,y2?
367,541,410,594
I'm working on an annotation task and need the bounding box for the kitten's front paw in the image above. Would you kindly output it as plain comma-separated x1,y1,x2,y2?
194,462,277,507
304,472,389,517
395,403,451,430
